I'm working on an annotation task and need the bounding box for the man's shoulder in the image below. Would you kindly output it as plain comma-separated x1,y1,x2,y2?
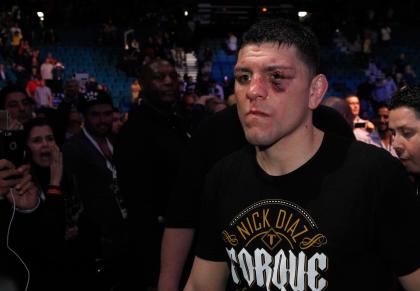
345,136,404,174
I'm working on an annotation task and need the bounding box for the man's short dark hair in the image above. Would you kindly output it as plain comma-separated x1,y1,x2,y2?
0,84,28,109
389,86,420,119
241,18,320,76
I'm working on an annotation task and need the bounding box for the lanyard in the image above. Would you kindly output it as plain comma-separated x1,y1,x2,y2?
82,127,127,219
82,127,116,179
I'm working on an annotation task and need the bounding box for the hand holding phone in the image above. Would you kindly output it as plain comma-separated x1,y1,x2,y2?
0,159,24,196
0,130,26,167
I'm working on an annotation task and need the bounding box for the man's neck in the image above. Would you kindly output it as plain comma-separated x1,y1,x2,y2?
256,124,324,176
84,128,107,144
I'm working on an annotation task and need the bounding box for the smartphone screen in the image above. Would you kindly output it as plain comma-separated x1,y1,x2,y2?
354,122,366,128
0,130,26,167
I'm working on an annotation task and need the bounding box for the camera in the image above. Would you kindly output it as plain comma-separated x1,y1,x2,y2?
0,130,26,167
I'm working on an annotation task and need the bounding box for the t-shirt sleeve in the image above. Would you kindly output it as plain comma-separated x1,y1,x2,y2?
194,165,227,262
376,157,420,276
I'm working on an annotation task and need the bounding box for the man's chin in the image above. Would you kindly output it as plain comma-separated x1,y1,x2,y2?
90,128,110,137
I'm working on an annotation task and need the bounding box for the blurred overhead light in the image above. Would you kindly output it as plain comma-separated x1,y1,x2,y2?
261,7,268,13
37,11,44,18
184,10,189,16
298,11,308,18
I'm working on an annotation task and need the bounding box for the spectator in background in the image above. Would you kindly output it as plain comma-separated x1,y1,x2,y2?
31,49,40,69
130,79,141,104
346,94,379,145
9,23,22,42
375,103,397,157
62,90,130,290
64,109,82,140
40,58,54,89
208,79,224,101
115,58,191,290
371,74,394,105
385,74,398,97
85,76,98,92
52,61,65,93
0,84,33,129
403,64,416,86
10,31,22,52
394,53,408,75
225,32,238,55
111,107,123,137
21,117,69,290
25,68,41,99
34,79,53,109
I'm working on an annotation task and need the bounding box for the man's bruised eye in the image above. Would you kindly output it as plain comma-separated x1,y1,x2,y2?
269,72,290,91
270,72,286,82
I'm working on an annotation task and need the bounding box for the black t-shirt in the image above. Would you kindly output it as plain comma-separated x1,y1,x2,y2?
165,105,354,228
197,133,420,290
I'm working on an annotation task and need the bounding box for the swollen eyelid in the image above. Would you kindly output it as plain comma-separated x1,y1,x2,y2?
272,73,285,79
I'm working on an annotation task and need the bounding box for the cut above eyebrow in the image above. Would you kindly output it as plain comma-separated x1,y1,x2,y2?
265,66,295,72
234,66,295,73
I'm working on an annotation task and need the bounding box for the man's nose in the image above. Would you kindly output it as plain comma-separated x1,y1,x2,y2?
246,75,268,101
40,138,49,147
162,74,174,85
392,134,404,154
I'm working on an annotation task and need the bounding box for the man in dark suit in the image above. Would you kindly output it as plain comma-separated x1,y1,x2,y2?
62,90,129,290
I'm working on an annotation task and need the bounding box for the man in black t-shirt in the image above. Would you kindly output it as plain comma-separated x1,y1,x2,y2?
185,18,420,291
159,104,355,290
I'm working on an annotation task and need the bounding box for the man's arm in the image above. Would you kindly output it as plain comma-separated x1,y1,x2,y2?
399,268,420,291
184,257,229,291
158,228,195,291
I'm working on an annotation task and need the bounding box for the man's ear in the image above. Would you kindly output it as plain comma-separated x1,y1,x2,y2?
308,74,328,109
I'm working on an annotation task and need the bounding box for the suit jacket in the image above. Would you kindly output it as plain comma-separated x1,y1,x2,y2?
62,130,127,260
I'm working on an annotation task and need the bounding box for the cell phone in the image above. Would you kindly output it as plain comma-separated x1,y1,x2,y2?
0,130,26,168
354,122,366,128
0,110,8,130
